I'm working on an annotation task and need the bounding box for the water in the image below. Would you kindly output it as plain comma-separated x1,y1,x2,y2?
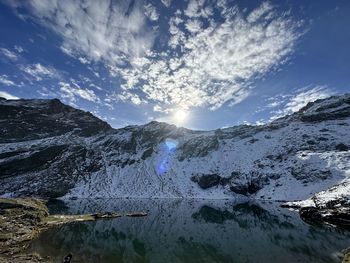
29,199,350,263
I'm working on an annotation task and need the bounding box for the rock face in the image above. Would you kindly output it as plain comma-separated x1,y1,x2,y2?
0,94,349,204
0,198,48,257
0,98,111,143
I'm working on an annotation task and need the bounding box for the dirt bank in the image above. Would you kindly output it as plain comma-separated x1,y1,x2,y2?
0,198,121,262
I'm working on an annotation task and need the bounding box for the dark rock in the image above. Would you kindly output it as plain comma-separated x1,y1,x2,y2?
179,135,219,161
229,184,248,195
62,253,72,263
91,212,121,219
191,174,221,189
299,207,323,223
335,143,349,151
141,147,153,160
319,128,329,132
249,138,259,143
0,98,112,143
219,177,230,185
306,140,316,145
299,199,350,229
126,212,147,217
318,137,328,141
0,145,68,177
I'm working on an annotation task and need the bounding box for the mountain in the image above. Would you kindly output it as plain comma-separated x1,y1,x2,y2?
0,95,349,207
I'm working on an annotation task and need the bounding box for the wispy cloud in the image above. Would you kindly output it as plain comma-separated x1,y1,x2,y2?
20,63,59,81
268,85,334,120
14,45,25,53
0,91,19,100
161,0,172,8
59,81,100,103
7,0,155,65
144,3,159,21
0,75,16,86
0,47,18,60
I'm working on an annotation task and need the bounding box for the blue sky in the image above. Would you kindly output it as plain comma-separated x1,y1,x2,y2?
0,0,349,130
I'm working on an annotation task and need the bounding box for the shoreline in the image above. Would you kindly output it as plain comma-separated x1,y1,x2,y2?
0,198,139,263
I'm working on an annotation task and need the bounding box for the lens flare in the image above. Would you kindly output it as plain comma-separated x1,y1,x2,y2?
156,138,178,176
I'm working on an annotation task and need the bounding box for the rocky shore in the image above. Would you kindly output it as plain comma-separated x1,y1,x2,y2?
282,197,350,263
0,198,122,263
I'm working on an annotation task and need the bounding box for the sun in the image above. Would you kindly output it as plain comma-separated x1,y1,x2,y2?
174,109,188,123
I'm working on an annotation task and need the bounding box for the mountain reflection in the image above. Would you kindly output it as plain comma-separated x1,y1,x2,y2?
30,199,350,263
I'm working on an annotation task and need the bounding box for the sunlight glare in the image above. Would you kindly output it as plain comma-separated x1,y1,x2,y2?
174,109,188,124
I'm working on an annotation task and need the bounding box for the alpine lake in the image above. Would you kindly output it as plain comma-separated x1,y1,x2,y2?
28,198,350,263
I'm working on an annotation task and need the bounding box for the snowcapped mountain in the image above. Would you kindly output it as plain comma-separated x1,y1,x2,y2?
0,95,349,205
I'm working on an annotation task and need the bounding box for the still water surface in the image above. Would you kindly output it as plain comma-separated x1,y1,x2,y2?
29,199,350,263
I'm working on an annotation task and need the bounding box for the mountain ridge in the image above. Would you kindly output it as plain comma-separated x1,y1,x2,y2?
0,94,349,206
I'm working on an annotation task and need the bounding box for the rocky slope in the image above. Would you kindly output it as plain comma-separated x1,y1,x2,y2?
0,94,349,205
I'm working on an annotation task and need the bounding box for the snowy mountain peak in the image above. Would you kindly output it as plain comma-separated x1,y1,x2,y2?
0,94,349,203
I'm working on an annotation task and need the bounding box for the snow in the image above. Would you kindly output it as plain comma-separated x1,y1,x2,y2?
0,94,349,207
64,114,350,203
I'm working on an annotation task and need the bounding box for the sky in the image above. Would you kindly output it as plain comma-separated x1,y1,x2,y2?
0,0,349,130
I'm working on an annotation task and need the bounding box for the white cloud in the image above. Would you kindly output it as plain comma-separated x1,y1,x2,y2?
144,3,159,21
6,1,303,113
184,0,212,18
0,48,18,60
117,91,146,105
59,81,100,103
185,19,202,33
118,1,302,111
7,0,155,65
161,0,172,8
14,45,25,53
20,63,59,81
268,85,334,120
0,75,16,86
247,1,274,23
78,57,90,64
0,91,19,100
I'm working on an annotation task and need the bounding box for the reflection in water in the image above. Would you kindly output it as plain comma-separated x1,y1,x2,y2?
31,199,350,263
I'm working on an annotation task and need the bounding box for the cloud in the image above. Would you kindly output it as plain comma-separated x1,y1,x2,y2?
118,1,303,111
184,0,213,18
0,47,18,60
185,19,203,33
78,57,90,64
59,81,100,103
268,85,334,120
0,91,19,100
7,0,155,65
117,92,147,105
14,45,25,53
144,3,159,21
161,0,172,7
0,75,16,86
7,0,303,113
20,63,59,81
